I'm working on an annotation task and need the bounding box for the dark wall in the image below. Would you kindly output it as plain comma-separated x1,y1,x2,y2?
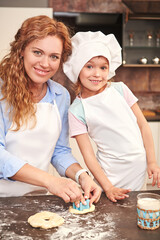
49,0,160,110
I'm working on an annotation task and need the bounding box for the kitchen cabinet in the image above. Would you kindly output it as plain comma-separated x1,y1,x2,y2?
53,12,123,46
123,15,160,67
147,121,160,185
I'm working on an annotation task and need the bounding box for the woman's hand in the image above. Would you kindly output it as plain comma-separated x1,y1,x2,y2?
46,175,85,203
147,162,160,188
79,172,102,205
105,186,131,202
11,164,85,203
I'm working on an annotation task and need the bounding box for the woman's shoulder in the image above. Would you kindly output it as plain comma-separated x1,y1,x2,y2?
48,79,69,95
47,79,71,106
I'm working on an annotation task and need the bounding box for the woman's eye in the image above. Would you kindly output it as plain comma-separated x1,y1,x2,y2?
33,50,41,56
51,55,59,60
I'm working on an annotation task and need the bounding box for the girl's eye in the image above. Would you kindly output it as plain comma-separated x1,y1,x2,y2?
86,65,93,69
101,66,108,70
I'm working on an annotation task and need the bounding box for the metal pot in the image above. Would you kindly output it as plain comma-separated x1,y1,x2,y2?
139,57,148,64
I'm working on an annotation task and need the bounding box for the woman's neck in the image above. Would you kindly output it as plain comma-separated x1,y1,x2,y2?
30,82,47,103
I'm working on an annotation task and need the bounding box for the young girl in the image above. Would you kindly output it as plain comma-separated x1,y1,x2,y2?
63,31,160,202
0,16,101,204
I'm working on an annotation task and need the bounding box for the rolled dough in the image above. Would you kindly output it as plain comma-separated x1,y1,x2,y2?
28,211,64,229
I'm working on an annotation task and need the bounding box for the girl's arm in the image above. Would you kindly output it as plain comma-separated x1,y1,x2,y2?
131,102,160,187
75,133,130,202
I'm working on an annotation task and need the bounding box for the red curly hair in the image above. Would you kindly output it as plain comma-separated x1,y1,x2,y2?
0,15,72,130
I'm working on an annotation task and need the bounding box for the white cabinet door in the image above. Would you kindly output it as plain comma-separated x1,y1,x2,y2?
0,7,53,61
158,122,160,167
148,122,160,165
147,122,160,185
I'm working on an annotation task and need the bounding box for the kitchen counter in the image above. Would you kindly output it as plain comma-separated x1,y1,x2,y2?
142,110,160,121
0,190,160,240
146,115,160,121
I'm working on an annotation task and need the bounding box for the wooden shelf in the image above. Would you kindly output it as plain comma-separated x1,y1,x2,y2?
125,46,160,49
123,64,160,67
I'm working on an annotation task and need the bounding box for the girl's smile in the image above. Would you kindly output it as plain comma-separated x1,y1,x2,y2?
89,79,102,84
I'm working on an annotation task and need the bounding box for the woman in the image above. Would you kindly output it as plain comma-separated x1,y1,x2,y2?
0,15,101,204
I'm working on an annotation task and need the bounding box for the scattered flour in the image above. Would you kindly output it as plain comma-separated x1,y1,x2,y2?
49,211,117,240
116,202,135,208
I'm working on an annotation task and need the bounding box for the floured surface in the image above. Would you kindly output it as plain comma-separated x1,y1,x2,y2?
69,204,95,214
0,196,117,240
0,192,160,240
51,209,117,239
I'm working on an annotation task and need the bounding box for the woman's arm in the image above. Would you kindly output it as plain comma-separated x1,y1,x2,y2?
75,133,130,202
0,103,27,179
131,102,160,187
11,163,84,203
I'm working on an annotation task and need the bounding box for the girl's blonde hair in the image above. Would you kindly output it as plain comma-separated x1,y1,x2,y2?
0,15,72,130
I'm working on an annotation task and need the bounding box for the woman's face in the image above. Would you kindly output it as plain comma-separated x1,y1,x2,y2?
79,56,109,98
23,35,63,86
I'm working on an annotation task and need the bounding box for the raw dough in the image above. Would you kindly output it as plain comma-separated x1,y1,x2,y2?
28,211,64,229
69,204,95,214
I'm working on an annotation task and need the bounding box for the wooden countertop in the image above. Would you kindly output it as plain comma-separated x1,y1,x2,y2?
142,110,160,121
146,115,160,121
0,190,160,240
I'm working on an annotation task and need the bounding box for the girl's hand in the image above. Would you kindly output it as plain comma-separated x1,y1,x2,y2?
79,172,102,205
105,186,131,202
147,163,160,188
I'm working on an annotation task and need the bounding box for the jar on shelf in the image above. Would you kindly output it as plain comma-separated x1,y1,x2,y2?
156,31,160,47
128,31,134,46
146,31,153,47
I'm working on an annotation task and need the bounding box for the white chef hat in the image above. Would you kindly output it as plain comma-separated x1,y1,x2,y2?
63,31,122,83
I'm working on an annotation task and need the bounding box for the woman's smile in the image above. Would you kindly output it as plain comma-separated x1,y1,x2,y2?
34,67,50,76
23,35,63,85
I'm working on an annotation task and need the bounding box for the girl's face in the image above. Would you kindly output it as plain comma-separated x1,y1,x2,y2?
23,35,63,86
79,56,109,98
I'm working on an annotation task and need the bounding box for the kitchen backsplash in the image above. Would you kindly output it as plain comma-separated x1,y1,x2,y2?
114,66,160,111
